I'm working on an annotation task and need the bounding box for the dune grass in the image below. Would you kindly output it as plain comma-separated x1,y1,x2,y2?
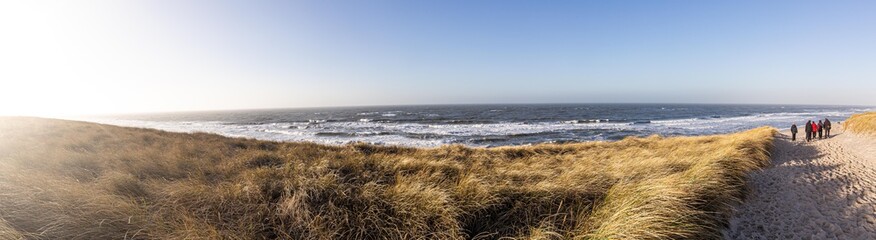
0,117,775,239
844,112,876,136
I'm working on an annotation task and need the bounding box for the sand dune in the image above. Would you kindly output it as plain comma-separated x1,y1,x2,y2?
0,118,776,239
725,128,876,239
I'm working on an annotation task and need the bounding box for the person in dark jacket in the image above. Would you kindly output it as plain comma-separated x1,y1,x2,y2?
824,118,832,137
791,124,798,141
818,120,824,139
805,120,812,142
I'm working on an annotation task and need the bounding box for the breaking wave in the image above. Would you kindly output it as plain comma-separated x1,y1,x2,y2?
76,105,871,147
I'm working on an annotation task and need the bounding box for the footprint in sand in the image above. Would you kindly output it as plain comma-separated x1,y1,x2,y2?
724,130,876,239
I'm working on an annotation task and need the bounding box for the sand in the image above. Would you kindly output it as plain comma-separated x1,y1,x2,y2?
725,128,876,239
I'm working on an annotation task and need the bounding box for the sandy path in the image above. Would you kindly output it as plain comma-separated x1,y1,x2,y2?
725,129,876,239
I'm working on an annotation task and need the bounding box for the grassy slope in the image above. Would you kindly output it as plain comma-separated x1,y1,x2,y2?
0,117,775,239
844,112,876,136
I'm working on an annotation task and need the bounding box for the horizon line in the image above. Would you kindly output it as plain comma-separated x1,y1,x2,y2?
69,102,876,117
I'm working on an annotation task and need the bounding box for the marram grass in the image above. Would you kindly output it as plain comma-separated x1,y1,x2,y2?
0,117,775,239
844,111,876,136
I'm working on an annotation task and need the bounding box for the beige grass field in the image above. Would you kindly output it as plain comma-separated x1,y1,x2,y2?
845,112,876,136
0,117,775,239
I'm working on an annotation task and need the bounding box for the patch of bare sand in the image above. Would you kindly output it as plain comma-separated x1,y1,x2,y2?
725,128,876,239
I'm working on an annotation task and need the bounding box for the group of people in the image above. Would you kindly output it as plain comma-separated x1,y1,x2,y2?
789,118,831,142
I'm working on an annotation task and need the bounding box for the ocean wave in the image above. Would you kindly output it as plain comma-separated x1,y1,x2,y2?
74,107,866,148
563,119,611,124
315,131,392,137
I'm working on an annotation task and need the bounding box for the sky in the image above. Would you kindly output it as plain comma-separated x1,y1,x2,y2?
1,0,875,116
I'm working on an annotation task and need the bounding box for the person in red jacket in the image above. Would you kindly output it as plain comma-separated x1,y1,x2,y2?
811,121,819,140
805,120,813,142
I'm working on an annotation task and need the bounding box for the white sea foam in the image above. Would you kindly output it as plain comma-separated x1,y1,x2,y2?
82,119,628,147
74,108,869,148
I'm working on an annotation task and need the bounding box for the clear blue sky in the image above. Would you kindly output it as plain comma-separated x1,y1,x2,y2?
1,0,874,115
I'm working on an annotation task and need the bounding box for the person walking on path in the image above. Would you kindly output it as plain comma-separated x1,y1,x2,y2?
791,124,798,141
805,120,812,142
824,118,832,137
818,120,824,139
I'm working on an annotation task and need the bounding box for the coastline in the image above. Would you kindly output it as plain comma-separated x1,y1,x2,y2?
68,104,868,148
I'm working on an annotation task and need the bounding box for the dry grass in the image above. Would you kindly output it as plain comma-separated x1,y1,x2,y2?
844,112,876,136
0,117,775,239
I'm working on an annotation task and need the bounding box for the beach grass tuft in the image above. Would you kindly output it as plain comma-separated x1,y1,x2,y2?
0,117,775,239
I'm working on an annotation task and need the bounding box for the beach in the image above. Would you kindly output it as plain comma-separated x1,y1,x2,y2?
726,127,876,239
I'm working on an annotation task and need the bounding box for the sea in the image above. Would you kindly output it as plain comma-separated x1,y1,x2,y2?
83,104,873,148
